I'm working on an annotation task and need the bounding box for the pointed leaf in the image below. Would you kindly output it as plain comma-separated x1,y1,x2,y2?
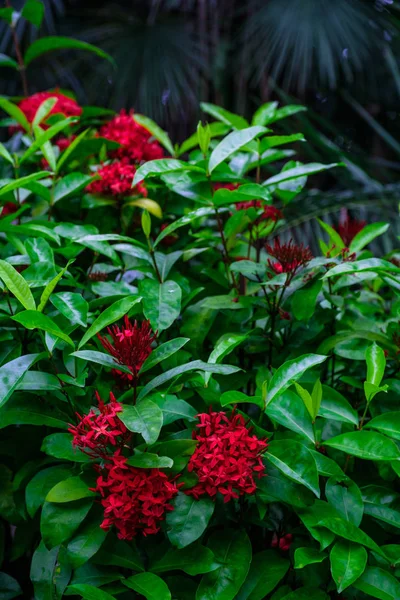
209,126,267,173
266,354,327,407
0,259,35,310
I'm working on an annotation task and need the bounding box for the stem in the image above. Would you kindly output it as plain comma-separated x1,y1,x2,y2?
359,403,369,430
256,139,261,184
214,206,239,291
38,330,75,415
147,239,162,283
6,0,29,96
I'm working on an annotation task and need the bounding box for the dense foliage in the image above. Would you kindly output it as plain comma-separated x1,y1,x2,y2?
1,31,400,600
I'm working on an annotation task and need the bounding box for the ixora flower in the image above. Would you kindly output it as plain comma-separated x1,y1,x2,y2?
86,159,148,198
186,409,267,503
98,317,156,382
335,215,366,247
236,201,284,222
68,391,131,458
266,238,313,276
271,532,293,552
17,91,82,126
99,109,164,164
213,182,239,192
93,450,180,539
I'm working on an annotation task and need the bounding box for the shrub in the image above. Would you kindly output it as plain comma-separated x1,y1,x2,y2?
0,92,399,600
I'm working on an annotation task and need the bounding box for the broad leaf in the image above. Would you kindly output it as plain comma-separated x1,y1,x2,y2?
0,259,35,310
265,440,319,497
266,354,327,407
236,550,289,600
123,573,171,600
139,338,189,374
119,400,163,444
166,493,214,548
0,353,41,409
209,126,267,173
24,37,115,66
12,311,74,347
353,566,400,600
324,431,400,461
330,541,367,593
140,279,181,331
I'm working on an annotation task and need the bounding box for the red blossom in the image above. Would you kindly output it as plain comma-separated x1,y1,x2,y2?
271,532,293,552
160,223,178,247
88,271,108,282
213,182,239,192
1,203,18,218
335,216,366,246
266,238,313,276
97,317,156,382
93,450,180,539
86,159,147,198
16,91,82,128
68,391,131,458
235,201,283,223
55,135,76,152
186,409,267,503
99,109,164,164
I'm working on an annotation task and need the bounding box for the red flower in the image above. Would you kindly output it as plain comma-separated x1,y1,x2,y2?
266,238,313,276
16,91,82,127
236,200,263,211
236,202,283,222
55,135,76,152
186,409,267,503
86,159,147,198
93,450,180,539
99,109,164,164
1,202,18,218
97,317,156,382
68,391,131,458
160,223,178,247
335,216,366,247
271,532,293,552
213,182,239,192
88,271,108,282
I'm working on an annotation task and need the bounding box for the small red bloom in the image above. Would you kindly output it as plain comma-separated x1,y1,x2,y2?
1,202,18,218
97,317,156,382
68,391,131,458
99,109,164,164
266,238,313,276
236,199,262,211
262,205,283,222
86,159,147,198
17,91,82,127
88,271,108,282
335,215,366,246
271,532,293,552
55,135,76,152
93,450,180,539
186,409,267,503
213,182,239,192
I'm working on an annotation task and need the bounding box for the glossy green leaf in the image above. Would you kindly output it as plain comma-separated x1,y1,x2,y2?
140,279,181,331
257,465,314,508
0,142,13,164
150,544,218,576
56,128,89,173
127,451,173,469
32,97,58,128
41,433,91,463
220,390,263,409
50,292,88,327
0,97,30,131
266,354,327,407
123,573,171,600
325,478,364,526
265,440,319,497
37,261,72,312
53,173,94,204
67,584,116,600
0,259,35,310
319,386,358,425
366,412,400,441
330,540,367,593
26,465,74,517
133,158,204,186
46,476,95,503
78,295,141,348
209,126,267,173
12,311,74,347
0,572,22,600
0,54,18,70
140,338,189,374
197,530,252,600
316,516,385,557
20,118,78,164
292,280,322,321
323,258,400,279
366,342,386,392
201,102,249,129
294,547,327,569
24,37,115,66
324,431,400,461
30,541,60,600
166,493,215,548
119,399,163,444
41,499,92,549
151,395,197,425
264,162,341,187
153,207,218,247
266,390,315,443
92,534,144,571
349,222,390,253
134,113,175,156
353,566,400,600
251,102,278,126
71,350,133,375
205,332,247,385
236,550,289,600
317,218,346,250
66,517,107,569
0,353,41,409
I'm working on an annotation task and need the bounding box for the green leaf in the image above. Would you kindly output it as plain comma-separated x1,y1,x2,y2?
316,516,385,557
53,173,94,204
0,353,41,409
323,258,400,279
205,332,248,385
67,584,116,600
252,102,278,126
151,543,218,576
265,390,315,443
166,493,214,549
24,36,115,66
201,102,249,129
66,517,107,569
153,207,218,247
220,390,263,409
133,158,204,186
366,342,386,388
71,350,133,375
134,114,175,156
325,478,364,526
137,360,240,401
21,0,44,27
294,547,327,569
12,310,74,347
257,465,314,508
292,280,322,321
265,440,319,497
197,530,252,600
280,587,329,600
349,222,390,253
0,572,22,600
56,128,89,173
126,197,163,218
178,122,230,155
330,541,367,593
46,476,95,503
92,534,144,571
266,354,327,407
293,383,314,422
152,395,197,425
353,566,400,600
25,465,74,518
119,400,163,444
0,259,35,310
324,431,400,461
0,141,13,164
32,97,58,128
140,279,181,331
317,218,346,250
319,386,358,425
267,105,307,124
41,433,91,463
0,171,49,198
209,126,267,173
50,292,88,327
30,541,59,600
264,163,341,187
366,412,400,441
78,295,141,348
236,550,289,600
0,395,69,429
123,573,171,600
20,118,78,164
139,338,189,374
311,451,348,482
0,97,30,131
41,499,92,549
37,260,72,312
126,451,173,469
0,54,17,70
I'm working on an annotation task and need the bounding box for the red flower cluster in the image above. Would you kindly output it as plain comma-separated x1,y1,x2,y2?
98,317,156,382
55,136,76,152
1,203,18,218
187,410,267,503
236,201,283,222
69,392,131,458
335,216,366,247
266,238,313,276
86,159,147,198
271,532,293,552
93,450,180,539
17,91,82,126
99,109,164,164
